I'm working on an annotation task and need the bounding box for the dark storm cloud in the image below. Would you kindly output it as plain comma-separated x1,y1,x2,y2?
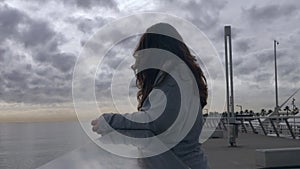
158,0,227,32
60,0,118,10
21,20,55,47
174,0,229,54
255,50,274,63
232,57,243,67
33,39,62,63
234,38,253,53
77,18,95,33
234,50,272,77
183,0,227,30
0,4,58,47
253,72,272,83
243,3,299,24
29,0,118,10
75,0,117,9
66,15,107,34
233,47,299,89
0,5,25,42
278,62,296,76
0,47,6,62
0,3,77,104
276,50,300,83
51,53,76,72
0,58,74,104
3,70,28,82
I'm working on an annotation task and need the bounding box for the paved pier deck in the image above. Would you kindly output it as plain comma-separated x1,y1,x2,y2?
203,133,300,169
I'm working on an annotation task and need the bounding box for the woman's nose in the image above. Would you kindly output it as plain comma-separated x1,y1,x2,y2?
131,64,136,70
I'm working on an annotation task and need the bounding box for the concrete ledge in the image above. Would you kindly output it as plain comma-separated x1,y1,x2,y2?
256,147,300,168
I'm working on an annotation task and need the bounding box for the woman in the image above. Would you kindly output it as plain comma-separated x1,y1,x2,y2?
91,23,209,169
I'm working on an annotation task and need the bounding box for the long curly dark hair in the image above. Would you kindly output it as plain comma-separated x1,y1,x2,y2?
133,23,208,111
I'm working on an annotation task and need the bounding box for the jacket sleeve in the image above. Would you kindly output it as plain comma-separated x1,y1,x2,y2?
96,75,180,134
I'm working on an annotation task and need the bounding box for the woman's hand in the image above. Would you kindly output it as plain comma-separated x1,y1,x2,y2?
91,118,103,135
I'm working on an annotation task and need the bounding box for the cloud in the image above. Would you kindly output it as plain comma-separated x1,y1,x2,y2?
66,15,107,34
0,3,76,104
3,69,28,82
234,38,253,53
28,0,118,10
51,53,76,72
21,20,55,47
0,0,299,113
155,0,227,32
0,4,25,42
243,3,299,24
183,0,227,30
70,0,118,10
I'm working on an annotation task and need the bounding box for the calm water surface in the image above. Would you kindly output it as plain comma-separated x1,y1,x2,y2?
0,121,90,169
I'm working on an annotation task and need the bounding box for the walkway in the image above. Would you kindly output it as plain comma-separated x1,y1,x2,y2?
203,133,300,169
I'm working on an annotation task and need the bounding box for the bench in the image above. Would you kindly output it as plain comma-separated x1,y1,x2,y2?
256,147,300,168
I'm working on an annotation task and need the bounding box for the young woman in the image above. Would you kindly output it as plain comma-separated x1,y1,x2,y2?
91,23,209,169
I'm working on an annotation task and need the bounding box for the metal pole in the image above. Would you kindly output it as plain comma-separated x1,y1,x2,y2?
225,26,236,146
292,98,296,134
274,40,279,115
274,40,280,127
224,26,231,146
229,33,235,120
225,27,230,119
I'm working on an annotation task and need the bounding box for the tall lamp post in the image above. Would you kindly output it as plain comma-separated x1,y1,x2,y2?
274,40,279,117
224,25,236,147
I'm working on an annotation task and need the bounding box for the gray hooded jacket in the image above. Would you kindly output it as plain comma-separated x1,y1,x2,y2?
97,65,209,169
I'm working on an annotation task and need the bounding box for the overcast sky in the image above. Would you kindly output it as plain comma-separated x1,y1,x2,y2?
0,0,299,116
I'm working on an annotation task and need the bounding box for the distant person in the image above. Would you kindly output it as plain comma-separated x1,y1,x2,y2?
91,23,209,169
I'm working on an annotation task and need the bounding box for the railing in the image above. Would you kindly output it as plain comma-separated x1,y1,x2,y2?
203,115,300,139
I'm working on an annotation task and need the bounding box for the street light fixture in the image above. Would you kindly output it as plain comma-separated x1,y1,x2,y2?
236,105,243,112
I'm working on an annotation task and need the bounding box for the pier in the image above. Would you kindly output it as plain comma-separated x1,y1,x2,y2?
203,133,300,169
203,115,300,168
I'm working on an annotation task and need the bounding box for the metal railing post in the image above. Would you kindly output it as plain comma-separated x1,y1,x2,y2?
284,118,296,139
257,118,267,136
269,118,280,137
248,120,258,134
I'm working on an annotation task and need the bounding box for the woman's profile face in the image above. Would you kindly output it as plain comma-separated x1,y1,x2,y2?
131,53,139,75
131,51,148,75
